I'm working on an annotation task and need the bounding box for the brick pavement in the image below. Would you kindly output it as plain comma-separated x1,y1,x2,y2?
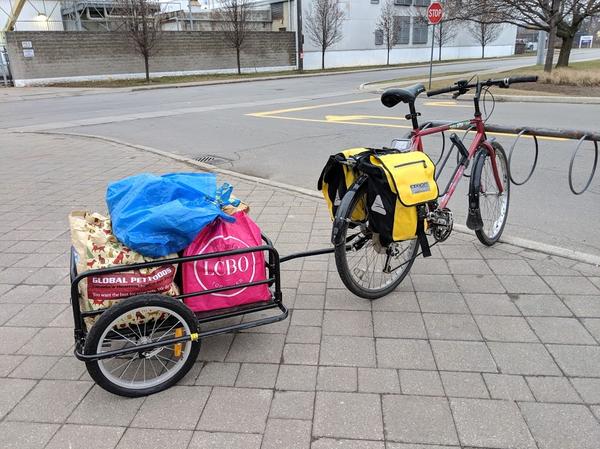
1,132,600,449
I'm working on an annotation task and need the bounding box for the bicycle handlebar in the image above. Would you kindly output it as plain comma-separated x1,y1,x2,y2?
426,75,538,97
426,85,460,97
506,75,539,84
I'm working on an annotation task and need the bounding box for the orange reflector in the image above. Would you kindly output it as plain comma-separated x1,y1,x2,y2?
174,328,183,358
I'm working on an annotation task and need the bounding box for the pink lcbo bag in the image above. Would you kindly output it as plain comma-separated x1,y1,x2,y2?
182,212,272,312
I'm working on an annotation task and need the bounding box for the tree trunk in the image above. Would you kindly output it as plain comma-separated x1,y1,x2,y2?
144,54,150,83
438,22,442,61
480,25,485,59
544,0,560,73
544,30,556,72
556,34,574,68
387,47,390,66
321,48,325,70
236,47,241,75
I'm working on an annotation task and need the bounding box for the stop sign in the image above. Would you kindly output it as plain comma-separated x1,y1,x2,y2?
427,2,443,25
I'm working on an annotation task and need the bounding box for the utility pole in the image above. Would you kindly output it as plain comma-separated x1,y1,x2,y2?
296,0,303,71
536,30,546,65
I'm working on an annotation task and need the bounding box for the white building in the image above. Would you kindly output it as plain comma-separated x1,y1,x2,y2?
207,0,517,70
0,0,64,31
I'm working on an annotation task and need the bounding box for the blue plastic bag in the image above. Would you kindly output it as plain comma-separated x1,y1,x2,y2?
106,173,236,257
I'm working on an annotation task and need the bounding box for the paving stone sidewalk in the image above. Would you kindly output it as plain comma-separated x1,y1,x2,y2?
1,132,600,449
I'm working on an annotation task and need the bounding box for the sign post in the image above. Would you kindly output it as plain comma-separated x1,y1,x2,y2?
296,0,304,71
427,2,443,90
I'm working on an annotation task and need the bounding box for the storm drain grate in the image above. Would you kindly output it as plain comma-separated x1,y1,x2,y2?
192,154,232,165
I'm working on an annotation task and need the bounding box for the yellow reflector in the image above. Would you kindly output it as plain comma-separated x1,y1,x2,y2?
174,328,183,358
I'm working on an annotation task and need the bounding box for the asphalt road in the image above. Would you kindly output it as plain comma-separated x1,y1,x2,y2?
3,49,600,256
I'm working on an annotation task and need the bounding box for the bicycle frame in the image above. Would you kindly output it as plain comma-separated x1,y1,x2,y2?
409,99,504,210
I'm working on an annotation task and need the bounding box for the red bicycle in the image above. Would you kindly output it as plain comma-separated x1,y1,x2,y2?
332,75,538,299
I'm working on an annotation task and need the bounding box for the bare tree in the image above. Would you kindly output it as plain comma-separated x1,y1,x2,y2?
556,0,600,67
214,0,255,75
467,20,502,59
433,21,459,61
377,0,396,65
115,0,161,83
461,0,597,71
305,0,345,69
416,0,461,61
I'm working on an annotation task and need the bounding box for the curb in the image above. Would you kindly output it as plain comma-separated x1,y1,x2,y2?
362,56,600,105
441,94,600,105
22,130,600,267
122,55,542,92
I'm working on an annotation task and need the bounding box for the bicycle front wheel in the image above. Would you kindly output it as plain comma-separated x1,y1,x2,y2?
473,141,510,246
334,184,418,300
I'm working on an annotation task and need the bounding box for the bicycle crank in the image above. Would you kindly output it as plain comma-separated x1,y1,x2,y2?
429,208,454,242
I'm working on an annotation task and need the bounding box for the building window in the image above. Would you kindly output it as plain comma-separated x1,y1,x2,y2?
393,16,411,44
371,0,380,4
394,0,412,5
412,17,429,44
414,0,430,6
271,3,284,21
375,29,384,45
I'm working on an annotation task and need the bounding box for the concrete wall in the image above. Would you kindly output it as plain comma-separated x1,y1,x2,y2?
6,30,296,86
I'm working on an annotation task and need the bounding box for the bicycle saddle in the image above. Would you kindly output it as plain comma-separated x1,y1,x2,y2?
381,83,426,108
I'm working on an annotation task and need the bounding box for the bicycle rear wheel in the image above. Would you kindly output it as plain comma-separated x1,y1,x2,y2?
334,184,418,299
473,141,510,246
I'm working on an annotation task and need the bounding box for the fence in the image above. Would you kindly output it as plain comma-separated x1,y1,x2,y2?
0,47,11,86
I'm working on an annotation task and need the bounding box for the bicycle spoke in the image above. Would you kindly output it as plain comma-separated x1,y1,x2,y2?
131,358,143,384
107,328,137,347
119,357,136,380
109,357,135,375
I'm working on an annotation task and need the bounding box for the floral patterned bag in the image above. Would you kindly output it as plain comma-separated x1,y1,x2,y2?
69,211,180,328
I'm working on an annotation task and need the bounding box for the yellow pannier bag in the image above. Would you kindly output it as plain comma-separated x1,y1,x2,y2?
358,150,438,249
317,148,371,221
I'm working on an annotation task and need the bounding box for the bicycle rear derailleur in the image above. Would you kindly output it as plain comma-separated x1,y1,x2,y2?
428,208,453,242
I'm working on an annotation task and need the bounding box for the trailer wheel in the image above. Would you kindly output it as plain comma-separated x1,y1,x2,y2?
84,294,200,397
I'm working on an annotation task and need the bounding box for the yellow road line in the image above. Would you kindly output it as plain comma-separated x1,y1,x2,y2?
247,98,568,142
252,113,567,141
247,98,378,117
424,101,472,108
325,114,409,122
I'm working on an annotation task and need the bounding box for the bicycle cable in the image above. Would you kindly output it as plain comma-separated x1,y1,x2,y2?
482,86,496,123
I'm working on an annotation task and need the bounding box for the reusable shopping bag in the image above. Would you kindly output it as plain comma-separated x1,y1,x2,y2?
182,212,271,312
69,211,179,328
106,173,237,257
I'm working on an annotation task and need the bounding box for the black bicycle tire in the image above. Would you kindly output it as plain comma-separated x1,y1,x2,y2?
568,136,598,195
84,294,200,397
334,184,418,300
474,141,511,246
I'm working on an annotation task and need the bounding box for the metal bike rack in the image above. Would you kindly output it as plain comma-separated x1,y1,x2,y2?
426,121,600,195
